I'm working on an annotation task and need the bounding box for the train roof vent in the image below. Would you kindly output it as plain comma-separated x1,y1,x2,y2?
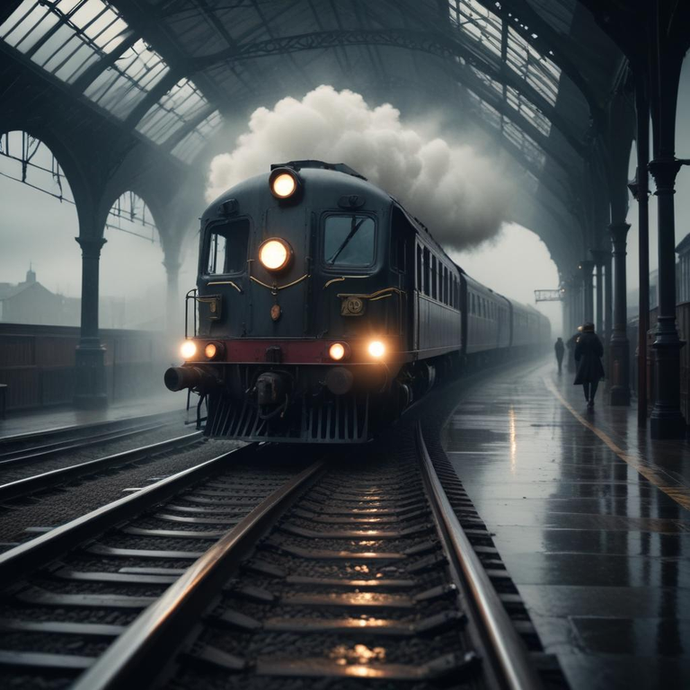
271,160,367,180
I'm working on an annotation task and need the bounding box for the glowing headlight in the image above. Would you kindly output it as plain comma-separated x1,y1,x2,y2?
259,238,290,271
368,340,385,359
329,342,347,361
271,173,297,199
204,343,218,360
181,340,197,360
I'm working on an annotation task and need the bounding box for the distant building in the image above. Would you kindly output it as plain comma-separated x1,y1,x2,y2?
0,267,163,330
0,267,79,325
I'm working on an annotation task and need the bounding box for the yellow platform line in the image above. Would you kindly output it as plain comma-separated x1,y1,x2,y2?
543,376,690,513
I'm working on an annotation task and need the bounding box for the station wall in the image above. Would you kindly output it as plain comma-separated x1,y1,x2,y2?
0,323,169,411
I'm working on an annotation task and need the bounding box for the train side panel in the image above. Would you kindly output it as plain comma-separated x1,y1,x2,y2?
413,237,462,358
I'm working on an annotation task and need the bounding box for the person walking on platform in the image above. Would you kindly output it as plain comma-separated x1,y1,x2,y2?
554,337,565,374
574,322,605,409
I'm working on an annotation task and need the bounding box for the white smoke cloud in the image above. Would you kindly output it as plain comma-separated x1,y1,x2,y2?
207,85,511,250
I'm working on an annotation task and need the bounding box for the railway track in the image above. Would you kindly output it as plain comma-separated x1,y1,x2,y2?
0,431,203,503
0,421,550,690
0,411,186,468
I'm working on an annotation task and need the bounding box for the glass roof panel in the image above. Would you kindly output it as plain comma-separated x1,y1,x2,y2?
506,27,560,106
170,111,223,163
1,2,58,53
505,86,551,136
84,37,169,119
0,0,165,104
448,0,501,58
448,1,562,109
136,78,209,144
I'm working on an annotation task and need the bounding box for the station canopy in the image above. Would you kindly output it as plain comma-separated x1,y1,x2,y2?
0,0,624,256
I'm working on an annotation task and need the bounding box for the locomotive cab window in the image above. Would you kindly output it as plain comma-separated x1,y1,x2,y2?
324,214,375,267
205,219,249,274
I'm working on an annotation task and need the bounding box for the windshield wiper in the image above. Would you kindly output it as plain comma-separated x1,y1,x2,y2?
327,217,365,265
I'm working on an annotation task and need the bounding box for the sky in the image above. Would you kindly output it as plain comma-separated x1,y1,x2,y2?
1,62,688,339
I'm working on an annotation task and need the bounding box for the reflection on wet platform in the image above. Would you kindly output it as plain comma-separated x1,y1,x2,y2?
443,363,690,690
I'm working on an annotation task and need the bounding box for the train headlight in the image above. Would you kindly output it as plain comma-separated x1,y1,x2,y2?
328,342,350,361
204,343,220,359
368,340,386,359
259,238,291,271
181,340,197,360
271,173,297,198
269,168,301,200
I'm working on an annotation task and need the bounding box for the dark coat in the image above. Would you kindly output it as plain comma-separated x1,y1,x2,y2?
554,340,565,360
573,332,605,384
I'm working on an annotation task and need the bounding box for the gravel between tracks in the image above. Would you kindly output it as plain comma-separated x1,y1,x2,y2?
0,439,241,548
0,412,190,484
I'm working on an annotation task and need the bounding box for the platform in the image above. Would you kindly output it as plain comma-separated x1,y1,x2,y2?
0,393,186,439
443,361,690,690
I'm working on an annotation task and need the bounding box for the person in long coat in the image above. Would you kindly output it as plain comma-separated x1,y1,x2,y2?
574,322,605,408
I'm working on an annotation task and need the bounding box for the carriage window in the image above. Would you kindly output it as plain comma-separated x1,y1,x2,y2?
423,248,430,294
206,219,249,274
431,256,437,299
324,214,375,266
416,246,423,291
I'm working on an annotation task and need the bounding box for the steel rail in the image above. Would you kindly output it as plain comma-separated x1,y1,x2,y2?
0,409,183,449
0,431,203,503
0,442,259,584
0,419,178,467
71,460,324,690
416,424,544,690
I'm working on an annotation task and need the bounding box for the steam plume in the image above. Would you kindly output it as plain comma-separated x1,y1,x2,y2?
207,86,511,250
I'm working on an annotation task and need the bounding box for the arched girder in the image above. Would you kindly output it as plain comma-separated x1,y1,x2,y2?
471,0,606,128
71,31,139,93
188,28,587,155
159,103,217,152
454,65,577,170
123,69,182,129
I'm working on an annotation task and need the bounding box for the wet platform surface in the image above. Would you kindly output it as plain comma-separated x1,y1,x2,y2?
443,360,690,689
0,394,186,438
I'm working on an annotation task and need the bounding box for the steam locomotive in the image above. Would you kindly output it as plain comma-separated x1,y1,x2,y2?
165,160,550,442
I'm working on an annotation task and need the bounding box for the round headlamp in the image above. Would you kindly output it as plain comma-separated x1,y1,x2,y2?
181,340,197,360
328,342,350,361
259,238,292,272
368,340,386,359
205,342,224,360
269,168,301,200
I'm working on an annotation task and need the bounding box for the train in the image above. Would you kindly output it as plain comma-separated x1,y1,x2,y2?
164,160,550,442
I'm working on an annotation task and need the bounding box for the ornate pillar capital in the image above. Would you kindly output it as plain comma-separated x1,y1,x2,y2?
75,236,107,259
609,223,631,255
649,156,682,194
589,248,609,266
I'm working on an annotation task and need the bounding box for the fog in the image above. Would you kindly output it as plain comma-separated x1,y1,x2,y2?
451,224,562,336
3,65,689,336
207,85,512,251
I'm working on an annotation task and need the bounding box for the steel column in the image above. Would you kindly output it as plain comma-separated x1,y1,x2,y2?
633,75,651,428
604,250,613,344
590,250,606,335
74,236,108,409
579,260,595,323
609,222,631,406
649,155,685,437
